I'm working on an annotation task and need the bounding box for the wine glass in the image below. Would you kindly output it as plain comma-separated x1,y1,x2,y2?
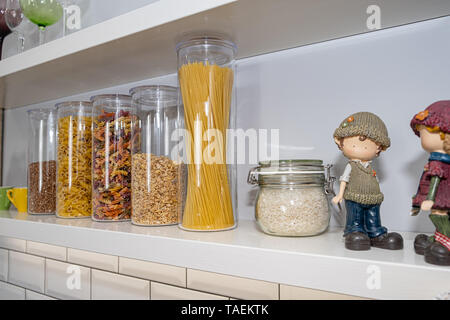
5,0,29,53
19,0,62,45
0,0,12,59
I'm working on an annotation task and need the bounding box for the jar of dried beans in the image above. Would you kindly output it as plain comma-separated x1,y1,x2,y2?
130,85,183,226
27,108,57,215
248,160,335,237
91,94,137,221
56,101,93,218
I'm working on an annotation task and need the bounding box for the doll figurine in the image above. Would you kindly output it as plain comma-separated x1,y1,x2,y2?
410,101,450,266
332,112,403,251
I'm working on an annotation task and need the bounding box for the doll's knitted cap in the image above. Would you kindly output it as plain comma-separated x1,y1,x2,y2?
334,112,391,149
410,101,450,136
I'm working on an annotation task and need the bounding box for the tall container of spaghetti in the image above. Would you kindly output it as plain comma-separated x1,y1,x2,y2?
176,36,237,231
56,101,93,218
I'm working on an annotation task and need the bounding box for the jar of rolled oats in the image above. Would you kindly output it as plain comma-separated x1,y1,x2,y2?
248,160,335,237
129,85,183,226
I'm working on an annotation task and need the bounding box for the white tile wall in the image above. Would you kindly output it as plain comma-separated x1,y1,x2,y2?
280,284,368,300
45,259,91,300
151,282,228,300
0,249,8,281
27,241,67,261
8,251,45,293
187,270,279,300
0,237,377,300
26,290,57,300
0,281,25,300
119,257,186,287
91,270,150,300
68,248,118,272
0,236,26,252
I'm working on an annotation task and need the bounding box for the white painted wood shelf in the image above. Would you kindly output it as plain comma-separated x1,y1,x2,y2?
1,0,450,109
0,211,448,300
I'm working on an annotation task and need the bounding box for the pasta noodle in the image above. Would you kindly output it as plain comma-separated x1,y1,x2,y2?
178,62,235,230
92,110,135,221
57,115,92,218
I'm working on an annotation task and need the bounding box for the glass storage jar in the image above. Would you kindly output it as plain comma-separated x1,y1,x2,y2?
248,160,334,237
56,101,92,218
91,94,137,222
130,85,182,226
27,108,57,215
177,35,237,231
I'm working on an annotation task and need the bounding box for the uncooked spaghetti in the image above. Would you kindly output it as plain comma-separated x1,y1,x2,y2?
178,62,235,230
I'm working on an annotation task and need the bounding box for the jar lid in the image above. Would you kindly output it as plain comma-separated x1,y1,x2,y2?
90,94,132,103
129,85,178,106
55,101,92,109
176,35,237,54
248,159,326,186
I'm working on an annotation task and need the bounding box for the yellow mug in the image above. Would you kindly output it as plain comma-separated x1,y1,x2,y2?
7,188,28,213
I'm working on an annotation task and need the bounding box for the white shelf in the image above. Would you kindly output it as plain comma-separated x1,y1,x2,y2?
0,211,448,300
1,0,450,108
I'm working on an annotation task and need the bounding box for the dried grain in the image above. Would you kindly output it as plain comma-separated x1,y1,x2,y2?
256,187,329,236
131,153,180,225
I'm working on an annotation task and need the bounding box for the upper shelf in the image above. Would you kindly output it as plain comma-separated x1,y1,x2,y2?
1,0,450,109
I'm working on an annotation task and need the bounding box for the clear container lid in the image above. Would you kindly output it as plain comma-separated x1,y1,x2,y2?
248,159,326,186
90,94,132,104
55,101,92,109
176,35,237,54
129,85,178,107
176,35,237,66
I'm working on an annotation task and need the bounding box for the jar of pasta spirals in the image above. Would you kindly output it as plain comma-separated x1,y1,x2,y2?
248,160,335,237
56,101,93,219
91,94,138,222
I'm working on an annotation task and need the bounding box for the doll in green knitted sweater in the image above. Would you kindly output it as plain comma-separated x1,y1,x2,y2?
332,112,404,251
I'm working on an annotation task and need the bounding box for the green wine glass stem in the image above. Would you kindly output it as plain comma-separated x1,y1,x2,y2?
38,25,45,45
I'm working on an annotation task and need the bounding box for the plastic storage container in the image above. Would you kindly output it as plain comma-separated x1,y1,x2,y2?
130,85,182,226
91,94,137,221
56,101,92,218
177,35,237,231
248,160,334,237
27,108,57,215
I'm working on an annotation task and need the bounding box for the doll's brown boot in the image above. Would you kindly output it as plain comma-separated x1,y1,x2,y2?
424,242,450,266
345,232,371,251
370,232,404,250
414,234,432,255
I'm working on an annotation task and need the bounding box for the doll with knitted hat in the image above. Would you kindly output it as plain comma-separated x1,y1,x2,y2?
332,112,404,251
410,101,450,266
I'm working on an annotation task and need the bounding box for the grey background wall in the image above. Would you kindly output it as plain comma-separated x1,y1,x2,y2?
4,14,450,233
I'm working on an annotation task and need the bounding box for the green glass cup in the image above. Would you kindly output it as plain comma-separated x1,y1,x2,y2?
0,186,14,210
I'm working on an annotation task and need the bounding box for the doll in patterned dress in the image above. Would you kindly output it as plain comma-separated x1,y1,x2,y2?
410,101,450,266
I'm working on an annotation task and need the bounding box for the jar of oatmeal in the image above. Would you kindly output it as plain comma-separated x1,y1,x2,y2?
129,85,183,226
248,160,335,237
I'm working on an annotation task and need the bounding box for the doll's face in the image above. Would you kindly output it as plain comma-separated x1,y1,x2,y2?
335,136,381,161
419,128,444,153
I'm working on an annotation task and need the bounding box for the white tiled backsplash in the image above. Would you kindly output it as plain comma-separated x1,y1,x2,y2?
0,236,368,300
